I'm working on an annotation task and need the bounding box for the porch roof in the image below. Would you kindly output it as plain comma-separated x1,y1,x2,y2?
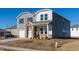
33,21,52,26
25,21,52,26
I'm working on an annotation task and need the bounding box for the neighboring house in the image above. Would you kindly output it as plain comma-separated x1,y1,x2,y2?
71,25,79,38
5,25,17,36
16,9,70,39
0,29,7,36
0,29,11,37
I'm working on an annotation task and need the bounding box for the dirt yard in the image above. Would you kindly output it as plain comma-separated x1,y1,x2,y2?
57,40,79,51
0,38,78,51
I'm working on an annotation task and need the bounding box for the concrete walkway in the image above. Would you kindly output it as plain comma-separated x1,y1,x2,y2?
0,38,24,43
0,45,37,51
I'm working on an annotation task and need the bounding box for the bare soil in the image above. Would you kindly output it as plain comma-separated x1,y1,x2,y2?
57,40,79,51
0,38,78,51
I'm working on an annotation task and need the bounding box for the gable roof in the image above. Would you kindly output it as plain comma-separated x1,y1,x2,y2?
71,24,79,28
16,12,33,19
35,9,53,15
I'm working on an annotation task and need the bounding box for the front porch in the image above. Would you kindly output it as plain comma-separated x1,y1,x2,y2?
25,21,52,39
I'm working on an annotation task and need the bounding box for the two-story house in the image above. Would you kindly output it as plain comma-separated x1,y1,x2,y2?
16,9,70,39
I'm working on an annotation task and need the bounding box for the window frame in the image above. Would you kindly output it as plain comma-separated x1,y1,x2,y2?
19,18,24,24
40,28,43,34
45,14,48,20
40,14,43,20
27,17,33,21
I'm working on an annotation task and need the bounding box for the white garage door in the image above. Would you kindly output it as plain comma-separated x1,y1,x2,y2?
19,30,26,38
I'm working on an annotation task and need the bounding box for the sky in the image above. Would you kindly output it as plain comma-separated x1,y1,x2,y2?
0,8,79,29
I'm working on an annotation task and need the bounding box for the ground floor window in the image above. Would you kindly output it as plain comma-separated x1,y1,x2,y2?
40,27,47,34
40,28,43,34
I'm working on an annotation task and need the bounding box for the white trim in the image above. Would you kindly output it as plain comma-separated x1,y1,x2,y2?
35,9,53,15
47,25,49,37
16,12,33,19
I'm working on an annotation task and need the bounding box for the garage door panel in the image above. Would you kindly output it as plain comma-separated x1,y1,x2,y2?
19,30,26,38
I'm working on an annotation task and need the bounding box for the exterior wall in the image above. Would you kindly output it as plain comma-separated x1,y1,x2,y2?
17,13,33,30
70,28,79,37
34,10,52,22
34,25,52,38
47,24,52,38
52,12,70,38
17,12,33,38
34,9,53,38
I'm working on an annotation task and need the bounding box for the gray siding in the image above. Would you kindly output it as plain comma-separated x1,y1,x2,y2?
17,12,33,36
17,14,33,30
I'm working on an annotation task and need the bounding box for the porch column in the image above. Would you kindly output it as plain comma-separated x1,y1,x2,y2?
32,26,34,38
47,25,49,37
26,26,28,38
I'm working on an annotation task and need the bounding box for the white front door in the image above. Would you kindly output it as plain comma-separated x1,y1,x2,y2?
28,27,32,38
19,30,26,38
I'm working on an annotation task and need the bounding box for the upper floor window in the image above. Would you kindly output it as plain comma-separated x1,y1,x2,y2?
40,14,43,20
19,19,24,24
40,14,48,21
27,17,33,22
45,14,48,20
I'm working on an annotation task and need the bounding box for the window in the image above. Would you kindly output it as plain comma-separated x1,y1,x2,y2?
19,19,24,24
44,28,47,34
27,17,33,22
45,14,48,20
40,28,43,34
40,14,43,20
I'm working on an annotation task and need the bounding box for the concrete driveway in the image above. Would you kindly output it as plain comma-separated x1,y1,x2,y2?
0,45,37,51
0,38,22,43
0,38,37,51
